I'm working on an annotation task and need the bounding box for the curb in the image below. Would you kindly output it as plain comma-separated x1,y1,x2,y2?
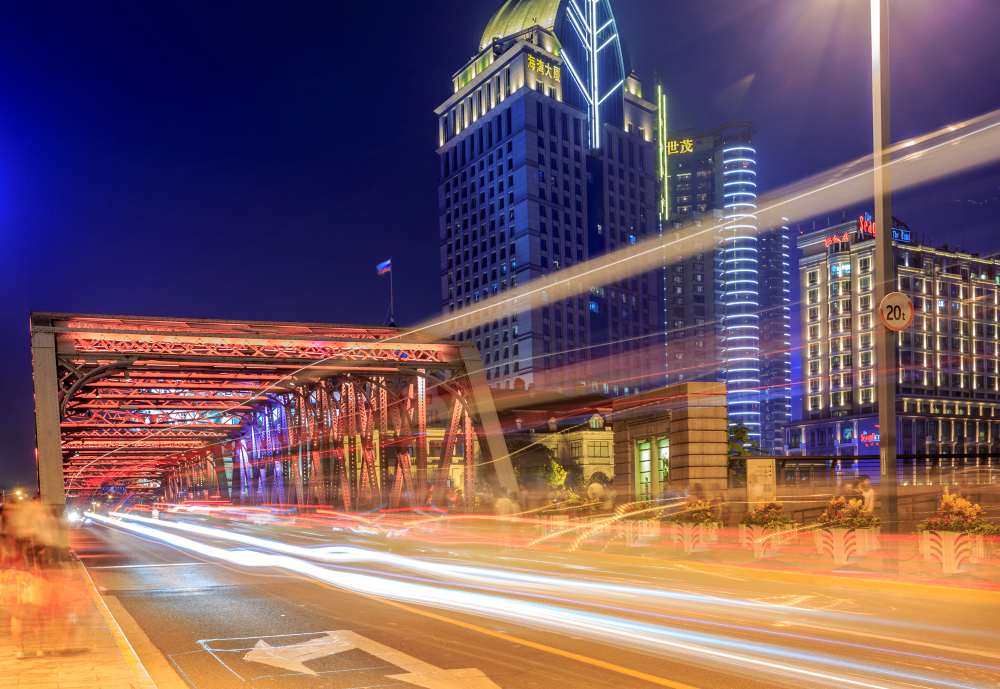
76,559,157,688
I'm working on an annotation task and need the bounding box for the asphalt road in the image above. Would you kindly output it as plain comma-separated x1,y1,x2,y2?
70,520,1000,689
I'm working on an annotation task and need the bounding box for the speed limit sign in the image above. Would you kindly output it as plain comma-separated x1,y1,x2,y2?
879,292,914,331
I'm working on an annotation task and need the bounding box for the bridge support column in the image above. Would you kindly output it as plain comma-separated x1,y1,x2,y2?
30,317,64,506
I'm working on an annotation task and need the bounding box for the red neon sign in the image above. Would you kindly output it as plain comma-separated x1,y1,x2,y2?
858,213,876,236
824,233,850,247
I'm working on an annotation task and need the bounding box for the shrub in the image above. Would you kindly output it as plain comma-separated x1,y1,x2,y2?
663,499,723,528
816,497,882,529
740,500,794,529
915,493,1000,536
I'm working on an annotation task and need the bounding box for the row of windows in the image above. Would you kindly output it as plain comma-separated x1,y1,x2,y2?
442,67,512,143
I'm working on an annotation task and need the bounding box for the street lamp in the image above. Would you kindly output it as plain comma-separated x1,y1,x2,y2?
869,0,899,536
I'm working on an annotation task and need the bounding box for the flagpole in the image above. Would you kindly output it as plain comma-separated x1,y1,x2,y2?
389,258,395,327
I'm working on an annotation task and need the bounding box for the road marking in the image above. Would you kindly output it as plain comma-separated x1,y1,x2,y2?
89,562,213,569
355,591,701,689
243,629,502,687
782,620,1000,660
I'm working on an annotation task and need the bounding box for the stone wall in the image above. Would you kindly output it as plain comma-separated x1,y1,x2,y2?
612,382,728,502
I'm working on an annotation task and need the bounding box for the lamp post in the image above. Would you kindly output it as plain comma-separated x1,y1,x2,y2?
870,0,898,536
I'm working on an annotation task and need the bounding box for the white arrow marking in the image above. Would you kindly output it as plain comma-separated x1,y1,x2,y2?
243,629,502,687
243,634,356,675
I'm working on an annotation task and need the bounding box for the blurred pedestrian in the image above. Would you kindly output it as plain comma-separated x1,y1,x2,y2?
710,483,728,525
587,480,605,503
424,484,436,509
494,490,514,550
836,478,857,501
602,483,618,512
544,485,556,506
856,475,875,512
518,483,530,510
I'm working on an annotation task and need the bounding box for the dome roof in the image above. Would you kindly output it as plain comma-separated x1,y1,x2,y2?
480,0,565,51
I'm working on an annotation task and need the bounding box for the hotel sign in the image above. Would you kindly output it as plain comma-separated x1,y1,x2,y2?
858,212,876,237
526,55,560,82
824,232,851,247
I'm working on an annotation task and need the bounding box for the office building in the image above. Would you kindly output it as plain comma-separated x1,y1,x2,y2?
435,0,666,396
784,216,1000,458
663,122,790,451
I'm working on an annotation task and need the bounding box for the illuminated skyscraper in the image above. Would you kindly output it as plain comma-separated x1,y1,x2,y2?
435,0,666,396
664,122,790,451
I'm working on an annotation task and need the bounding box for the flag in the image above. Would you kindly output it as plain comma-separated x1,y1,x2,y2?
376,259,391,275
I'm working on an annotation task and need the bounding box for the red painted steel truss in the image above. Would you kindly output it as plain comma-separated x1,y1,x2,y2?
32,313,497,507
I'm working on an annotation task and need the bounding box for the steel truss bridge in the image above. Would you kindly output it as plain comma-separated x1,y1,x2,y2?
30,313,516,509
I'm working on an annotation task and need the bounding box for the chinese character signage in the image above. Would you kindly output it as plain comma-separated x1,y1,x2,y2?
526,54,560,82
666,139,694,155
825,232,851,247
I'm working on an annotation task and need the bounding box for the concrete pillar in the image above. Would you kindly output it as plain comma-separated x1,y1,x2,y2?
30,320,64,506
669,406,729,490
612,382,729,502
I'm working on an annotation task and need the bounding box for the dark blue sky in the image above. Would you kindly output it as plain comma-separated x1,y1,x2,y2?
3,1,1000,486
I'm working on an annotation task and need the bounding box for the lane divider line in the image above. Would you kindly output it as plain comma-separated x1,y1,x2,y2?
351,588,702,689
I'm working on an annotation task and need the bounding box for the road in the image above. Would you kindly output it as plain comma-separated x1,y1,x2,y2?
71,516,1000,689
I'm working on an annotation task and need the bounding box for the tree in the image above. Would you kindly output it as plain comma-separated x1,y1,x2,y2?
727,418,760,456
727,418,761,488
505,434,557,487
544,458,568,488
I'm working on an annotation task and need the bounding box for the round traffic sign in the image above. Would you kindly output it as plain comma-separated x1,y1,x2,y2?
878,292,914,331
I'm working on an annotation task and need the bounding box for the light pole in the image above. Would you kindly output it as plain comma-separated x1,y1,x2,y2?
870,0,898,536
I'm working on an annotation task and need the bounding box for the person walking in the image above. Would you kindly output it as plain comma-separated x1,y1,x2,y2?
494,490,514,550
856,475,875,512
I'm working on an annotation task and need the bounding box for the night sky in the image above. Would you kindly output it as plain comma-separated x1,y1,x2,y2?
3,1,1000,488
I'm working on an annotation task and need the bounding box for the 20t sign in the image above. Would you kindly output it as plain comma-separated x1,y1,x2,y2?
879,292,914,331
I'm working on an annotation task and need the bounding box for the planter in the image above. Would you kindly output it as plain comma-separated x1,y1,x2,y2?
667,522,717,554
855,527,881,554
738,524,791,558
615,519,661,547
813,527,879,566
919,530,984,574
542,514,569,534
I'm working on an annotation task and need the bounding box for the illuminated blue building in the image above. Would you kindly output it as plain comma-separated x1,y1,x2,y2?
665,122,791,452
436,0,666,396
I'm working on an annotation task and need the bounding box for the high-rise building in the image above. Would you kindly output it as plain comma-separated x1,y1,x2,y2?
663,122,790,450
784,217,1000,459
435,0,666,396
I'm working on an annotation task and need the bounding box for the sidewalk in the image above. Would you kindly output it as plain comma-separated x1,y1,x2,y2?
0,558,154,688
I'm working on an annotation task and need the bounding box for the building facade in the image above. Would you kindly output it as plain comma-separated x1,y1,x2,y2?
663,122,790,452
435,0,666,397
785,217,1000,459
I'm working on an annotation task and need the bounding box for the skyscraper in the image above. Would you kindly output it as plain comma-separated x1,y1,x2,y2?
435,0,666,396
663,122,791,451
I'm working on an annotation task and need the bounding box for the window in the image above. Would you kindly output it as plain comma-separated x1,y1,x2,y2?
808,288,819,304
808,270,819,286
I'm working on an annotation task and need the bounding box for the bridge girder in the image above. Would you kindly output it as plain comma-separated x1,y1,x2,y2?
30,313,516,505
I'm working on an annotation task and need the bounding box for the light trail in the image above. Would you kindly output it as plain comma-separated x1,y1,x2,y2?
90,512,995,689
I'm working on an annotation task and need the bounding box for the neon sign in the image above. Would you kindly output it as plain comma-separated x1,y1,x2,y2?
858,212,876,237
667,139,694,155
825,232,850,247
